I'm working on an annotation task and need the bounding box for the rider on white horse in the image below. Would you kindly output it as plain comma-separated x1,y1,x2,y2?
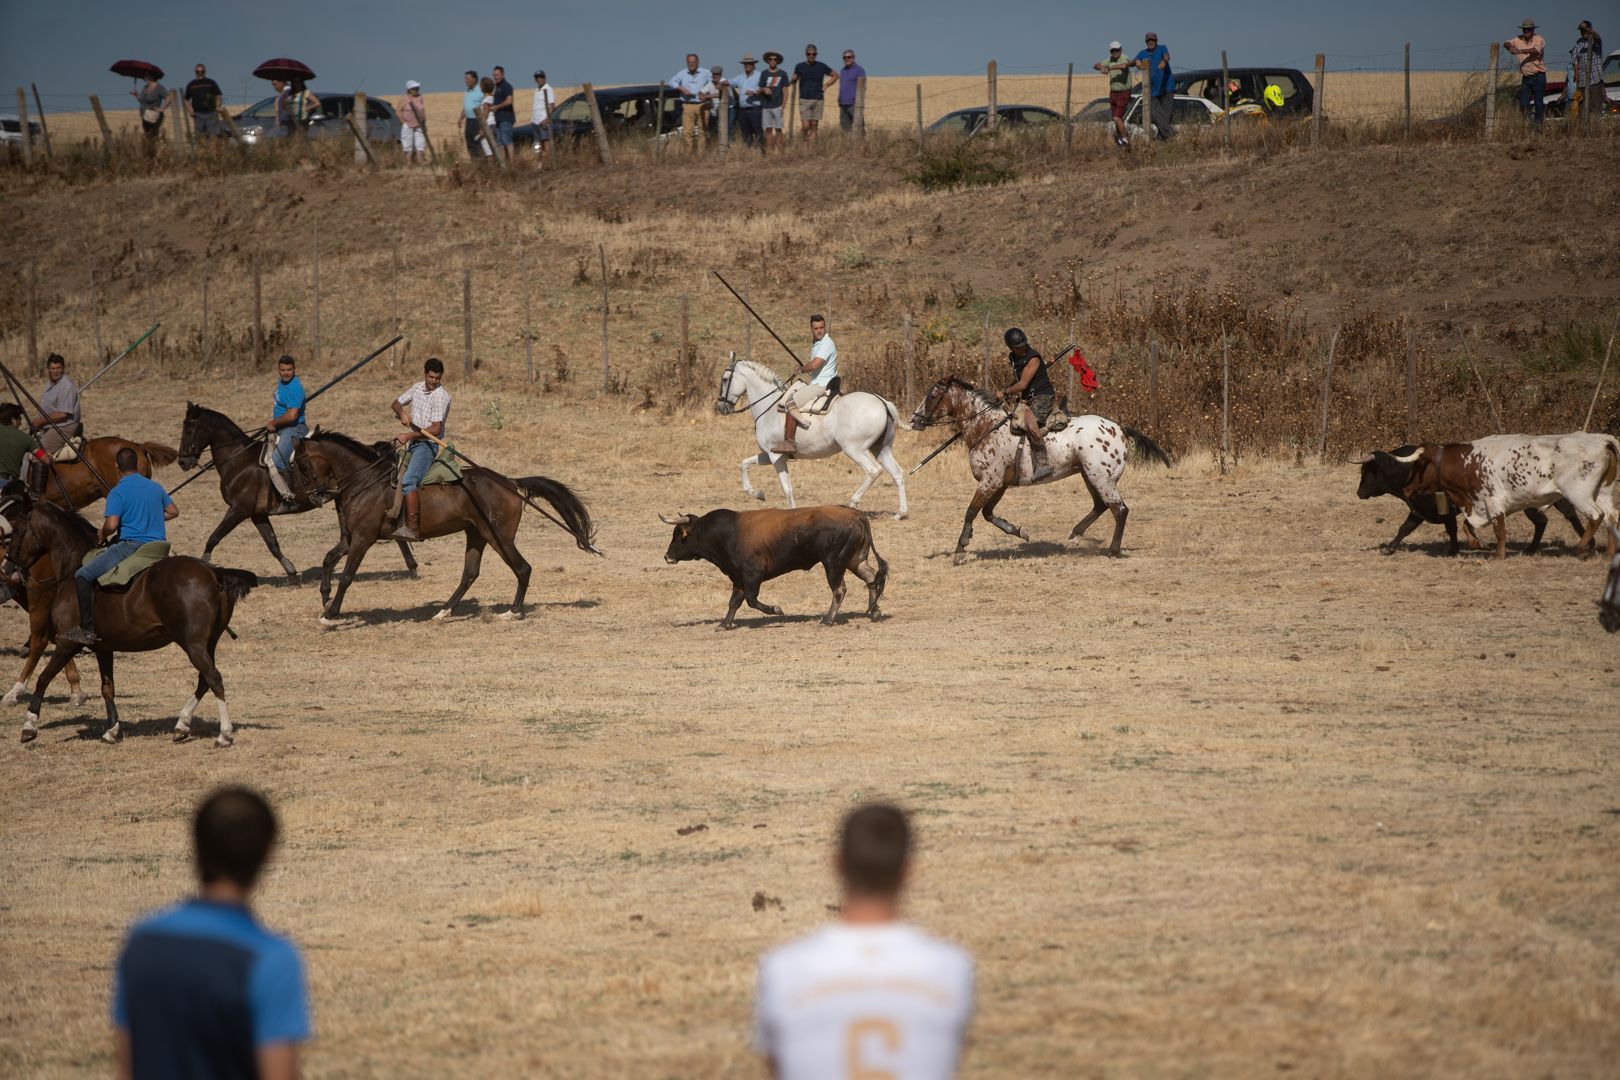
1001,328,1054,482
773,314,839,456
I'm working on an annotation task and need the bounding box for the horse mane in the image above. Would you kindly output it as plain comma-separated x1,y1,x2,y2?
736,358,785,389
187,403,247,439
942,375,998,411
309,429,385,461
35,500,99,546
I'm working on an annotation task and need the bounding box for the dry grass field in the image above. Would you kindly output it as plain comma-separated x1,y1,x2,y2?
0,367,1617,1078
44,70,1486,147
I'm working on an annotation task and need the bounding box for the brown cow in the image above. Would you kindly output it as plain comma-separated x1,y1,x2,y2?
661,506,888,628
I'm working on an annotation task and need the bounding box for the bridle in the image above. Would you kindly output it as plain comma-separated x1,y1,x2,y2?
717,356,791,418
912,378,1003,431
0,504,60,591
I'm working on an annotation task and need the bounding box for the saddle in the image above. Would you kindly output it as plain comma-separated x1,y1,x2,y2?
51,441,80,462
83,541,170,590
260,439,298,469
388,443,464,520
1007,405,1069,437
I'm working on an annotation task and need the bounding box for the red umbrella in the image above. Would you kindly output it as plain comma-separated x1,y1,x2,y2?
253,58,316,82
110,59,164,80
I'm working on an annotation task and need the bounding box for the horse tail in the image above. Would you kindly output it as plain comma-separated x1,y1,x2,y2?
140,443,180,468
515,475,599,554
210,567,259,603
873,398,900,451
1121,426,1173,468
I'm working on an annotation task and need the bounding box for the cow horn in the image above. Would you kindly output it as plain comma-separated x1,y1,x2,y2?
1350,452,1375,464
659,513,694,525
1391,448,1424,463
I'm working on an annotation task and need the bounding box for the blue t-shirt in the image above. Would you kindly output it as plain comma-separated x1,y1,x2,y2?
112,899,311,1080
104,473,173,545
1136,45,1172,96
273,375,306,425
463,87,483,119
793,60,834,100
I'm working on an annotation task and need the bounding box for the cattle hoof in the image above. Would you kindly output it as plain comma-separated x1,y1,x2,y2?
432,607,454,621
214,733,233,749
20,726,36,743
821,617,837,627
952,551,969,566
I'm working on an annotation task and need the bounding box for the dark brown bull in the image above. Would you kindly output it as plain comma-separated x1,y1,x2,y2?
661,506,888,629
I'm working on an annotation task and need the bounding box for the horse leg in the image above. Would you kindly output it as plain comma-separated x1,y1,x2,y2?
435,530,486,621
774,459,796,509
486,526,531,620
93,649,121,745
321,535,377,623
21,644,80,743
741,452,769,501
876,444,909,519
319,535,350,609
1080,463,1130,555
200,507,249,565
250,514,299,580
63,658,85,707
1070,475,1109,540
180,639,230,747
397,539,420,576
841,445,884,509
174,671,208,743
982,486,1028,541
955,485,997,563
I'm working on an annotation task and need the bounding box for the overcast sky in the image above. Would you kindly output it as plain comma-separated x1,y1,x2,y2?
2,1,1607,108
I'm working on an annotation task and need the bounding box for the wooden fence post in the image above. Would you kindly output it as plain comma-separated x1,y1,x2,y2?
1221,50,1230,151
786,82,797,145
462,266,474,382
89,269,105,360
855,75,866,142
521,240,534,383
89,95,113,162
902,312,915,409
1220,329,1230,474
1063,62,1074,152
345,111,379,168
1405,327,1417,442
1148,340,1159,431
23,263,38,374
1457,329,1505,433
679,294,691,403
252,255,264,366
718,87,730,155
583,83,613,164
1403,43,1412,131
981,313,990,385
15,89,33,167
915,83,924,146
201,276,210,367
1142,63,1153,144
1318,328,1339,456
353,91,368,148
987,61,998,130
310,222,320,366
598,241,610,392
1312,54,1325,145
1484,43,1500,138
30,84,52,159
654,84,666,151
167,89,181,142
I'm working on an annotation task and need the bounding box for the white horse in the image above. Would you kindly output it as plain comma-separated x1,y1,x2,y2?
716,355,909,518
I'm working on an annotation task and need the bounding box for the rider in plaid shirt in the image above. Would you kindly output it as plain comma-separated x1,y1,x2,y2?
389,358,451,541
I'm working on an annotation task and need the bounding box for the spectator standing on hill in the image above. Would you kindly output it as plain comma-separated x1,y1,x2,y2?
837,49,866,133
760,51,788,152
478,77,498,158
754,804,974,1080
184,64,223,138
132,73,168,143
34,353,81,453
461,70,483,158
286,78,320,131
733,55,764,150
1503,19,1547,126
271,78,289,132
669,54,712,151
1134,31,1173,139
528,70,556,166
398,81,427,163
490,65,516,162
790,45,836,146
1571,20,1607,125
709,65,731,140
112,787,311,1080
1095,40,1133,146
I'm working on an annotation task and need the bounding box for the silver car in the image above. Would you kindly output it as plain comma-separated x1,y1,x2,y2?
233,93,401,145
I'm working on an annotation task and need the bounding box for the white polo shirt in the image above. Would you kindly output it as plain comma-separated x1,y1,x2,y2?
754,922,974,1080
809,334,837,386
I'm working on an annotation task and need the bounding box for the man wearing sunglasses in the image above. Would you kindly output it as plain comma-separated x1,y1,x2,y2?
790,44,837,146
836,49,867,134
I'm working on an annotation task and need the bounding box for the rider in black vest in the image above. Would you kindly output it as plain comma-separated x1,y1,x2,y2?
1001,327,1054,481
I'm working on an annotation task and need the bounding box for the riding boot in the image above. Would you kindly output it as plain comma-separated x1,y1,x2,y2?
772,412,798,456
1028,434,1054,482
61,578,100,646
394,491,423,541
267,466,298,515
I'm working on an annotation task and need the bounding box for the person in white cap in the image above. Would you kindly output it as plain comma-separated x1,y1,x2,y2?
1094,41,1133,146
398,80,427,163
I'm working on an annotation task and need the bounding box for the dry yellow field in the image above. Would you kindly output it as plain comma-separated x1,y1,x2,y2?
0,363,1617,1077
41,70,1484,147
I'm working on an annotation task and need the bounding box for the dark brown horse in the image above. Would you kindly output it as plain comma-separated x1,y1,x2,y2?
300,431,596,622
0,486,84,706
177,403,417,581
40,437,179,509
3,496,257,746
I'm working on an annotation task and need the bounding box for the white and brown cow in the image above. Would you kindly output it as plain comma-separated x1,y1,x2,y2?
1398,433,1619,559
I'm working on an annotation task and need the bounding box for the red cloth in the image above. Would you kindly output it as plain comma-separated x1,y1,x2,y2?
1068,348,1100,393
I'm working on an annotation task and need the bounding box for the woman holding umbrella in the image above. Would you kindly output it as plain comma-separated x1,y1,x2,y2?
254,59,320,137
112,60,168,143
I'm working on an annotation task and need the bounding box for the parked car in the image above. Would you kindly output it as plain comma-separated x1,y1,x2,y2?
232,93,401,145
1434,82,1569,127
1174,67,1314,116
1080,94,1224,140
0,114,43,146
927,105,1061,137
549,85,685,142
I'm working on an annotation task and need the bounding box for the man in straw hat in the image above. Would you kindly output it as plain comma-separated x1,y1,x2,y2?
733,54,765,150
760,51,789,153
1503,18,1548,126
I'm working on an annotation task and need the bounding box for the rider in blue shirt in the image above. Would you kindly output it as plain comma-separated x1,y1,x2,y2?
62,447,177,646
266,355,308,513
113,787,312,1080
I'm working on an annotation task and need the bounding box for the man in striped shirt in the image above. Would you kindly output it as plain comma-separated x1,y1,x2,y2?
390,357,452,541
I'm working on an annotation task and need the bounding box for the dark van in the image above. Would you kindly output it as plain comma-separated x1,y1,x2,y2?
1174,67,1314,115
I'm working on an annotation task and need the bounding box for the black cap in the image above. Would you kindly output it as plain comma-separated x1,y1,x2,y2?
1004,327,1027,348
533,70,546,78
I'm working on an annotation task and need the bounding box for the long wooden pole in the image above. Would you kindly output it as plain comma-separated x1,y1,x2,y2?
598,242,610,392
1312,54,1325,145
981,313,990,385
23,263,38,374
1220,329,1231,474
252,254,264,366
1063,62,1074,152
1318,329,1339,456
1149,340,1159,430
30,83,52,159
679,293,691,403
1405,327,1417,443
521,239,534,384
201,276,210,368
89,269,105,360
902,312,915,409
462,266,473,382
311,222,320,366
1582,313,1619,432
1457,329,1505,433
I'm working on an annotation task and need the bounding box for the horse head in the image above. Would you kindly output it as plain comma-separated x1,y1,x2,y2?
177,402,203,470
912,377,970,430
715,352,740,416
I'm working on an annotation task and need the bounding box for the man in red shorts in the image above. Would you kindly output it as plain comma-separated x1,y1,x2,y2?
1095,40,1133,147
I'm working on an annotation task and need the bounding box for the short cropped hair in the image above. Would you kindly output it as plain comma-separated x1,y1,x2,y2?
466,70,478,81
277,354,296,367
0,402,23,424
194,787,279,889
810,314,826,324
424,357,445,376
115,447,139,472
47,353,65,368
839,803,911,896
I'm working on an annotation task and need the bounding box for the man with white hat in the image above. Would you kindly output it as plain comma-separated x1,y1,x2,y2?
1094,41,1133,147
398,80,427,163
733,54,764,150
1503,18,1547,127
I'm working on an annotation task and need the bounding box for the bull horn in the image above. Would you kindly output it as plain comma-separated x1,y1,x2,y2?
659,513,694,525
1391,448,1424,463
1350,452,1375,464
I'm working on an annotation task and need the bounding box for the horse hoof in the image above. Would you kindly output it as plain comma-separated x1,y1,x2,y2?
894,512,908,521
431,607,453,621
214,734,233,749
952,552,969,566
69,692,86,707
174,729,191,743
752,491,766,501
318,616,341,627
0,693,17,707
498,609,524,621
1017,529,1032,542
101,727,121,745
20,725,36,744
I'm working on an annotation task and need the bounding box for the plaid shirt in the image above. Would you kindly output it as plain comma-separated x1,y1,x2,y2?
1571,36,1605,87
396,382,451,435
